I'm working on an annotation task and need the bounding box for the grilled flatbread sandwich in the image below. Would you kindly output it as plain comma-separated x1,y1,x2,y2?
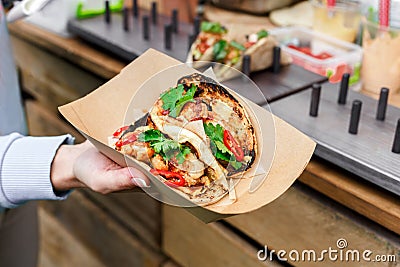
149,73,256,177
188,21,228,62
111,73,256,205
212,29,291,80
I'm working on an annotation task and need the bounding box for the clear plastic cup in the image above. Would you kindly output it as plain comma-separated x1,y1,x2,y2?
310,0,361,43
361,19,400,94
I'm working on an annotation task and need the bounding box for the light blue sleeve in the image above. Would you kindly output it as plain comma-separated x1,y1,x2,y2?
0,133,74,209
0,3,27,136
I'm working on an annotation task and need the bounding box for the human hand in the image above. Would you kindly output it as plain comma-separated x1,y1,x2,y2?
50,140,149,194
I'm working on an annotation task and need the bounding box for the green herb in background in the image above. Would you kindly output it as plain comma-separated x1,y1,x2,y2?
213,40,228,61
230,41,245,51
201,21,227,34
257,29,268,40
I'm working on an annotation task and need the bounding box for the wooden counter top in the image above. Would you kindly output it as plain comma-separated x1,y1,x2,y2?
8,21,400,235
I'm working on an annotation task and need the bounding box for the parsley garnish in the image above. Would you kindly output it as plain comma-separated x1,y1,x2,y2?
200,21,227,34
204,123,242,170
138,129,191,164
213,40,244,62
257,29,268,40
160,84,197,118
213,40,228,61
230,41,245,51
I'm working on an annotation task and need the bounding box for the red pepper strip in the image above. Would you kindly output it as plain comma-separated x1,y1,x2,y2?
244,41,255,49
150,169,185,187
197,42,210,54
189,116,214,123
113,125,129,137
223,129,244,162
161,109,170,115
115,134,137,148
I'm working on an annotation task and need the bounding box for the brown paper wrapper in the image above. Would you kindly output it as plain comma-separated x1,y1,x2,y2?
59,49,315,222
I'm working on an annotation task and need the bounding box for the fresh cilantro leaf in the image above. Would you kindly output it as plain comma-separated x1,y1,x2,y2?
201,21,227,34
204,123,224,143
163,140,180,151
214,146,242,170
214,124,224,141
257,29,268,40
213,40,245,62
204,123,214,139
164,149,177,161
152,142,164,154
160,84,185,111
215,140,232,155
230,41,245,51
216,50,227,61
204,123,242,168
175,146,191,164
201,21,213,32
213,40,228,61
176,84,196,106
160,84,197,118
215,149,231,162
229,160,242,170
169,84,197,117
140,130,192,164
138,129,164,142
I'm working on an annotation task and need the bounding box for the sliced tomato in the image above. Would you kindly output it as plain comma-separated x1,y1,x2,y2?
287,45,333,60
115,133,137,148
113,125,129,137
244,41,255,49
150,169,185,187
198,42,210,54
315,52,332,60
329,63,352,83
161,109,170,115
223,129,244,162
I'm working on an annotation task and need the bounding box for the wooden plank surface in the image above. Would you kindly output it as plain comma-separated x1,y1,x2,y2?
83,190,162,251
163,205,283,267
270,83,400,196
225,182,400,267
301,158,400,235
25,100,85,143
37,207,107,267
11,34,104,113
40,191,166,267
